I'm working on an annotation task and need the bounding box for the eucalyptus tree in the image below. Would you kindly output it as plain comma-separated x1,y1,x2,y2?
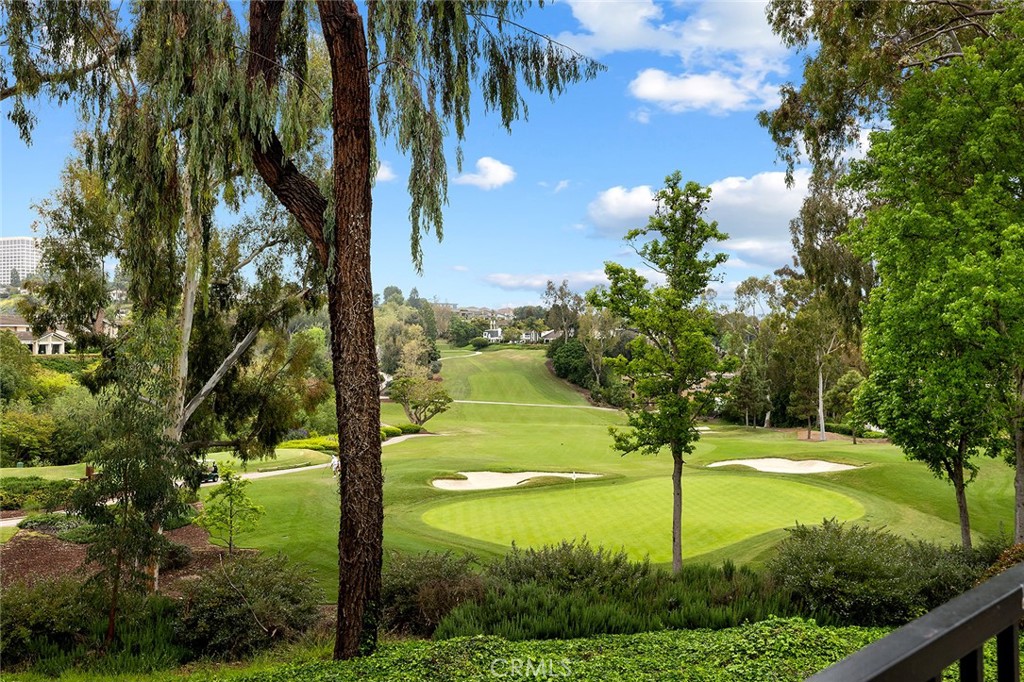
4,0,600,657
761,0,1008,179
590,172,727,574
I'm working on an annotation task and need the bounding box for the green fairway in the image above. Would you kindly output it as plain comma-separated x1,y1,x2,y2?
221,346,1018,595
0,462,86,480
206,448,331,472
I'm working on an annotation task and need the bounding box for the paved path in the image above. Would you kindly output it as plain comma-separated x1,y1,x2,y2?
0,434,440,529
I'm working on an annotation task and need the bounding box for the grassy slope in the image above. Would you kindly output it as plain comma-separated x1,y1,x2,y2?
222,347,1017,595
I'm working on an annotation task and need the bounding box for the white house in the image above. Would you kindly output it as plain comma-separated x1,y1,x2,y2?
0,314,72,355
519,330,540,343
483,327,503,342
539,329,563,343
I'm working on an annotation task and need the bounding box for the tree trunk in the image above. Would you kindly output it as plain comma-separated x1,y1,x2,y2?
105,549,123,645
319,1,382,660
1015,370,1024,544
806,416,812,440
671,442,683,575
744,408,749,428
817,361,826,442
951,439,973,551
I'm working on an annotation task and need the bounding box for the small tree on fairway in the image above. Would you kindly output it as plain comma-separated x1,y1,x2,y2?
198,469,265,555
590,172,727,575
388,378,452,427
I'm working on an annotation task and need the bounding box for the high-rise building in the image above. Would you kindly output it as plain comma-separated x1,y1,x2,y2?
0,237,43,286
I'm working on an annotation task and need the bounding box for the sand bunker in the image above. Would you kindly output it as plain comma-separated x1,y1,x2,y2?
707,458,857,474
432,471,601,491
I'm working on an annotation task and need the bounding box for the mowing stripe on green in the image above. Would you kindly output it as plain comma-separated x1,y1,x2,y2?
421,474,865,563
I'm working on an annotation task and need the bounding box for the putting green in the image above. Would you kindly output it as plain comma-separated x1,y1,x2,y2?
421,474,864,563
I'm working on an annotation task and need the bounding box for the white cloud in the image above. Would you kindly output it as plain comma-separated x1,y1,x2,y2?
629,68,779,115
454,157,516,190
554,179,571,193
585,169,809,268
483,270,610,292
586,185,656,237
706,169,810,241
451,265,469,272
721,238,794,267
557,1,788,116
375,161,396,183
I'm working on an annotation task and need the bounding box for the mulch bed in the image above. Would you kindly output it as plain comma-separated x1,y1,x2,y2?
0,523,237,596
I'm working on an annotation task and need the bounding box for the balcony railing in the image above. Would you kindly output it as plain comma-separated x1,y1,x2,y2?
807,562,1024,682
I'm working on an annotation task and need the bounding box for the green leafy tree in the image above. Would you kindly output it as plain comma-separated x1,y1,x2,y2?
4,0,600,659
761,0,1009,179
197,469,265,555
448,317,483,347
825,369,864,441
9,269,20,288
590,172,727,574
0,330,36,402
847,10,1024,541
387,377,452,427
544,280,583,341
71,319,192,644
578,303,619,388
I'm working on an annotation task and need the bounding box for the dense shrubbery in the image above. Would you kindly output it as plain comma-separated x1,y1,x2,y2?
381,425,402,438
1,552,321,674
175,554,321,660
1,477,78,511
33,354,99,375
380,551,485,637
378,540,804,641
768,519,990,626
0,579,185,676
550,339,590,387
823,422,885,438
396,423,424,434
469,337,490,349
276,435,338,452
0,386,103,466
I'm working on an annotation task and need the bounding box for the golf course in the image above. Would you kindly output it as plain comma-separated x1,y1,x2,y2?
217,345,1017,593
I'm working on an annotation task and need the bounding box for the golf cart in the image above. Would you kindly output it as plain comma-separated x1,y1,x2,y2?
199,461,219,483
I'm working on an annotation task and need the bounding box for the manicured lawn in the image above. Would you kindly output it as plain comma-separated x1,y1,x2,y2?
206,448,332,472
223,346,1017,595
421,474,863,563
0,526,19,543
0,462,86,480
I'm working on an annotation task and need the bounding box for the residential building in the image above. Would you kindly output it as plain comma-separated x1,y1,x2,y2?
520,330,540,343
0,237,43,286
483,328,503,342
0,314,72,355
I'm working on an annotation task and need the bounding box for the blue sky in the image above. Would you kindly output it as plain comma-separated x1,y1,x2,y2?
0,1,825,309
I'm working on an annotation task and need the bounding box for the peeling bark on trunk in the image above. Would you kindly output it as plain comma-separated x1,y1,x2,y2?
319,0,383,660
671,443,683,575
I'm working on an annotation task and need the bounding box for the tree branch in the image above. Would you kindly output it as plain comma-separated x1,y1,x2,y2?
246,0,330,267
177,286,311,430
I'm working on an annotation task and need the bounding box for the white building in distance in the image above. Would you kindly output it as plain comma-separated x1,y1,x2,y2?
0,237,43,286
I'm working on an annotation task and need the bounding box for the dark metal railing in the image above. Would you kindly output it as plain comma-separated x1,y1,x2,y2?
807,562,1024,682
